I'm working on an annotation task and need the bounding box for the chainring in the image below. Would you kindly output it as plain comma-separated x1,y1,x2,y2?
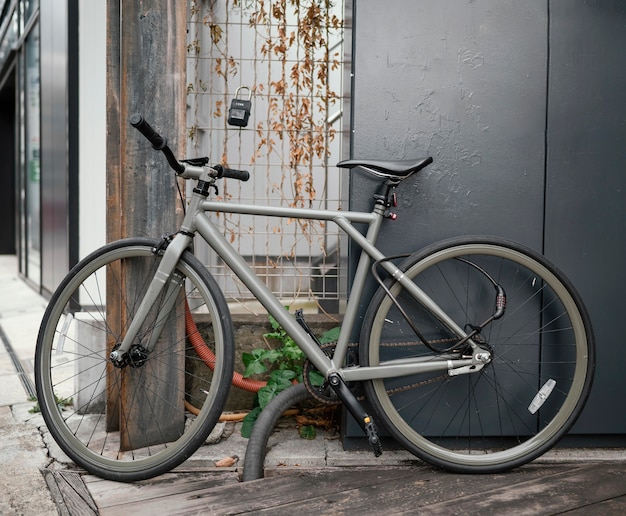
303,343,364,405
303,343,341,405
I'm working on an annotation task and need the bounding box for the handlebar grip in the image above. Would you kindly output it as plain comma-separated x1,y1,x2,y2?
129,114,185,174
129,113,166,150
214,164,250,182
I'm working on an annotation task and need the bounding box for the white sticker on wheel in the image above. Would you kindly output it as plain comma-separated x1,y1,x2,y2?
528,378,556,414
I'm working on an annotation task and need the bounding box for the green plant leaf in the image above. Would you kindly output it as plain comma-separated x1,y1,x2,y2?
262,349,283,364
299,425,316,440
319,326,340,344
267,309,287,332
308,370,326,387
242,348,264,365
241,406,262,438
257,384,281,409
28,395,40,414
242,349,269,377
281,340,303,361
268,369,296,384
268,315,280,331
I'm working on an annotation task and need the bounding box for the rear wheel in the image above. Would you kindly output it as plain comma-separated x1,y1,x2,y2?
35,238,234,481
361,236,594,473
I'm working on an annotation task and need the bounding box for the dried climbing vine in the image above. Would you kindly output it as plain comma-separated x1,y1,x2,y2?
250,0,342,211
187,0,344,306
188,0,342,213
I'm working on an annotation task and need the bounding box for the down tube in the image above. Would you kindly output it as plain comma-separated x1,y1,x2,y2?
194,212,333,375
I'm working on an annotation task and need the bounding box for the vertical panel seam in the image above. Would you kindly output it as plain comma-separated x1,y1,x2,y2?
542,0,551,257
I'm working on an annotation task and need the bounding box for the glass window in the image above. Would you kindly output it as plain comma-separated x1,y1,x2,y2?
24,0,38,20
24,21,40,281
20,0,38,33
0,9,17,71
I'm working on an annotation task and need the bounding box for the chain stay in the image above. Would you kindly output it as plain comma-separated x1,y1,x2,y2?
303,337,474,402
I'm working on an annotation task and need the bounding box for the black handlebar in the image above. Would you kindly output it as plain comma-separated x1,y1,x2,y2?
130,113,185,174
213,164,250,182
129,113,249,181
129,113,167,150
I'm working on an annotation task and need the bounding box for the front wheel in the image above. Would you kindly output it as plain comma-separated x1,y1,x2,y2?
35,238,234,481
361,236,595,473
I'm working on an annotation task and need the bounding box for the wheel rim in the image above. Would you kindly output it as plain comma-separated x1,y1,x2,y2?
36,244,231,478
366,243,591,469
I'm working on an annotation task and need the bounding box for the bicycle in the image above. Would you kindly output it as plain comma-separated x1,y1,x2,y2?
34,114,595,482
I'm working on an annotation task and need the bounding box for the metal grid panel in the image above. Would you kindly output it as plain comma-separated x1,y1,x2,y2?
186,0,347,314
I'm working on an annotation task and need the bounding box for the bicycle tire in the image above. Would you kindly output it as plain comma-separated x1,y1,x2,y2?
242,383,312,481
360,236,595,473
35,238,234,481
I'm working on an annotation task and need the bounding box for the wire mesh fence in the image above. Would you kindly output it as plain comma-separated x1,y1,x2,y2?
186,0,349,315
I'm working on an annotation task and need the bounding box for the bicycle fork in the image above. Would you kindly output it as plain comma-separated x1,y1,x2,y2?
108,233,191,367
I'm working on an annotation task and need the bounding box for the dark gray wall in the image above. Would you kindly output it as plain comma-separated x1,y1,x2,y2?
350,0,546,247
348,0,626,435
544,0,626,434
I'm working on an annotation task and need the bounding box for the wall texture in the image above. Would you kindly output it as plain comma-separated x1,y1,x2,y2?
348,0,626,436
544,0,626,434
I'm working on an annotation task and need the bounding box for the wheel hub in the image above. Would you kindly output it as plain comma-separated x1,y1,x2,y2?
109,344,149,368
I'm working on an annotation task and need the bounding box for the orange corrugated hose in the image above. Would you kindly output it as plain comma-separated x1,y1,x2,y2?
185,300,267,393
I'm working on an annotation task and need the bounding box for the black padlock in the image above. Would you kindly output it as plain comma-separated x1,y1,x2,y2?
227,86,252,127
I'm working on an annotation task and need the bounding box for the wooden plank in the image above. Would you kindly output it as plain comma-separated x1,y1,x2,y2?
84,471,239,510
105,0,122,432
49,471,98,516
407,462,626,515
94,468,418,515
249,463,573,514
80,462,626,514
566,495,626,515
41,470,71,516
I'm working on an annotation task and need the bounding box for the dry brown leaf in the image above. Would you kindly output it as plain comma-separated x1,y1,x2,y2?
214,455,239,467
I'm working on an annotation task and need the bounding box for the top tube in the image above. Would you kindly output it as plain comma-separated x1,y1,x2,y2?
200,200,378,224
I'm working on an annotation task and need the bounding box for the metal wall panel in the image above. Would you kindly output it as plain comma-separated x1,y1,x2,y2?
346,0,549,440
545,0,626,434
350,0,547,249
347,0,626,439
40,0,70,293
348,0,547,336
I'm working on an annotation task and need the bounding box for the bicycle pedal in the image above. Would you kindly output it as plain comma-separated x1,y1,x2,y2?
364,417,383,457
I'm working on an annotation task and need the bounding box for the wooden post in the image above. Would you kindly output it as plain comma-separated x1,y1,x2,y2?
105,0,122,434
106,1,187,448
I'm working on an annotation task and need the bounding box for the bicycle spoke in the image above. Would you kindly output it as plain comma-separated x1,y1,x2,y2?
362,238,593,472
35,240,234,481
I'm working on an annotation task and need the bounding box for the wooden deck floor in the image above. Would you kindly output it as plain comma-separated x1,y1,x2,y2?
47,460,626,515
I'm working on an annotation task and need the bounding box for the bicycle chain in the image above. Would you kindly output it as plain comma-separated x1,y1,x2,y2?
302,340,452,404
378,337,459,348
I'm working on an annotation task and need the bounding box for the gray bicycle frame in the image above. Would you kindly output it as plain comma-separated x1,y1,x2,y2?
117,163,478,381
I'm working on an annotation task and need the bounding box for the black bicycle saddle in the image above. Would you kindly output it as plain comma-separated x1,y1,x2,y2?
336,157,433,179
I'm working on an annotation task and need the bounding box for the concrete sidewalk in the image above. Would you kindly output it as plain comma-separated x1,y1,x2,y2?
0,253,624,514
0,255,57,514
